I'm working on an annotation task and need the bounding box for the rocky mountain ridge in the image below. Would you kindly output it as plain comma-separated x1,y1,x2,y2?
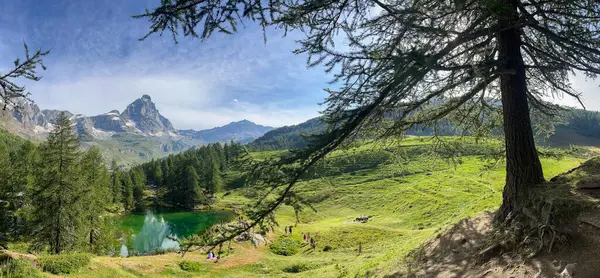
3,94,272,141
0,95,273,165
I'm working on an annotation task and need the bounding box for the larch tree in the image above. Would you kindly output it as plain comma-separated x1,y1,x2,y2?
136,0,600,243
0,141,13,236
80,146,110,253
0,43,48,110
109,159,121,204
120,173,135,211
31,112,82,254
182,165,202,209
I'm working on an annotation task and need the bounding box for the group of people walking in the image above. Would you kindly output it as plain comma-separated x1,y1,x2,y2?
303,232,316,250
284,226,317,250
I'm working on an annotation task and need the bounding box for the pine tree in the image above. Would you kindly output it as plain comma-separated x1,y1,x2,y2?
206,157,222,197
109,160,121,204
3,141,36,238
153,165,163,187
31,112,82,254
0,43,48,109
131,168,146,210
80,147,110,253
0,141,13,236
120,173,134,211
182,165,202,209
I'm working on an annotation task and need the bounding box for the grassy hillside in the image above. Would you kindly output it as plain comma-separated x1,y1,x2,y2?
81,134,203,167
30,137,592,278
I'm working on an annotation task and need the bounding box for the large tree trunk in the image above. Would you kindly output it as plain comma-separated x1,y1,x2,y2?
496,0,545,221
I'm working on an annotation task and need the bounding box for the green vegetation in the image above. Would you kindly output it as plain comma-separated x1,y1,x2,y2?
0,113,129,255
36,253,91,274
128,141,244,209
0,133,590,277
269,237,301,256
247,118,324,151
179,260,204,272
282,262,318,273
0,254,43,278
83,133,202,167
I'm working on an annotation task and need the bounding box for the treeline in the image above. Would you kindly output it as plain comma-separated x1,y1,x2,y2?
127,141,244,209
247,118,324,151
564,109,600,137
0,113,141,254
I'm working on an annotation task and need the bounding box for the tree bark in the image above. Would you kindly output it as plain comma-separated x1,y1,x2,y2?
496,0,545,221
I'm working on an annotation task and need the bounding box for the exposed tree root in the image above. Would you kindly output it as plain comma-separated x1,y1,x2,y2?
482,185,581,264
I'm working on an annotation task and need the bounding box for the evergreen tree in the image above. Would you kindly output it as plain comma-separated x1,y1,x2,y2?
5,141,36,238
0,141,13,236
153,165,163,187
80,147,110,253
120,173,134,211
182,165,202,209
31,112,82,254
109,160,121,204
206,157,222,196
131,168,146,210
0,43,48,109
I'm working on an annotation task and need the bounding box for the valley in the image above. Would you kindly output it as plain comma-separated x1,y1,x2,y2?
1,130,594,277
3,1,600,277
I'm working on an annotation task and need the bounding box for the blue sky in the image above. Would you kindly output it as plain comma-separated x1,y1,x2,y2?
0,0,331,129
1,0,599,130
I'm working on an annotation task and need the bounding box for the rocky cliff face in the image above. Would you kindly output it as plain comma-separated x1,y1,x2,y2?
120,95,175,135
1,95,274,163
0,94,276,164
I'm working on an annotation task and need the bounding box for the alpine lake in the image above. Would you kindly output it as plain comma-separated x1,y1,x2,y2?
117,209,233,256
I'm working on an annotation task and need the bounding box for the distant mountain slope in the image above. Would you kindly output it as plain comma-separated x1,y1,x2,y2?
247,109,600,151
180,120,273,144
247,117,325,151
0,95,273,165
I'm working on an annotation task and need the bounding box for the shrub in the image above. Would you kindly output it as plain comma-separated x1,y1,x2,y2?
36,253,91,274
269,238,300,256
0,257,44,278
179,260,204,272
282,262,313,273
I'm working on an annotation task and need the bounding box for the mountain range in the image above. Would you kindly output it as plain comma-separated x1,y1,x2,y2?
0,95,273,165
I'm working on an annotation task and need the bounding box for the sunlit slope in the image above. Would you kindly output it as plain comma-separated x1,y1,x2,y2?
63,137,591,277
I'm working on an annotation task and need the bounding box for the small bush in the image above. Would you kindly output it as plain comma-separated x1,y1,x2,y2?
322,245,333,252
179,260,203,272
36,253,91,274
0,258,44,278
269,238,301,256
282,262,313,273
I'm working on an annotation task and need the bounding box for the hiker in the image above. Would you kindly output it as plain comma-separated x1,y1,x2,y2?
307,232,311,243
289,226,293,234
303,233,307,243
207,251,214,259
310,238,316,250
284,226,288,234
